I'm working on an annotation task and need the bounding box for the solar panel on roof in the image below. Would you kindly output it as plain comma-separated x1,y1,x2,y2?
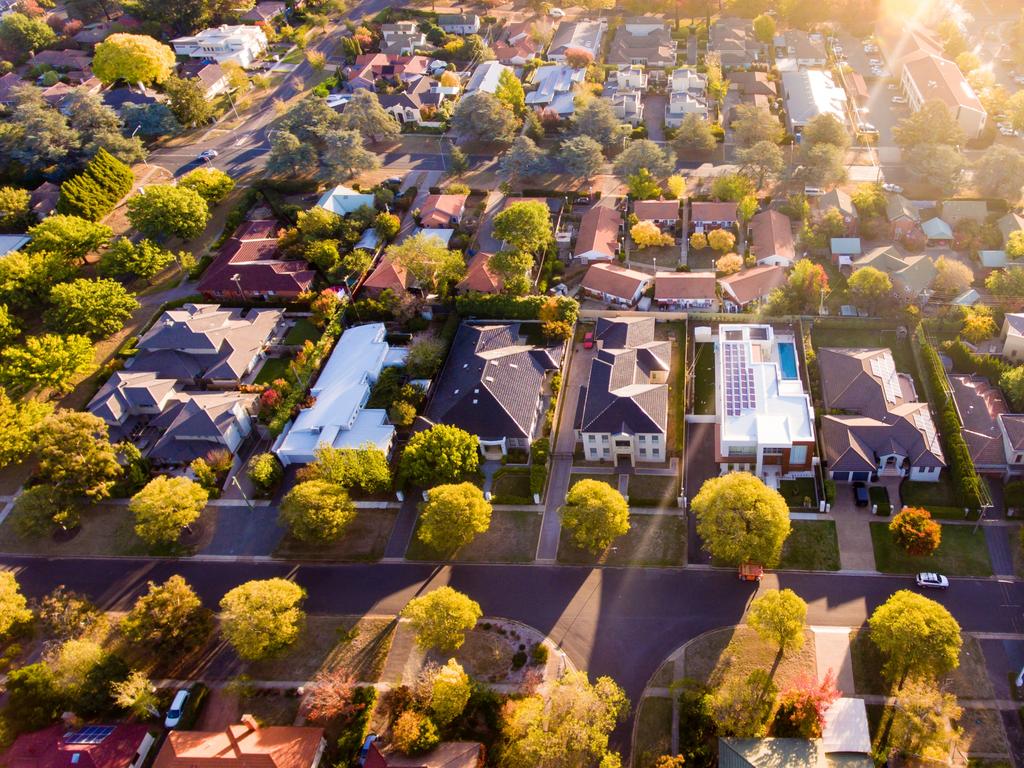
65,726,114,745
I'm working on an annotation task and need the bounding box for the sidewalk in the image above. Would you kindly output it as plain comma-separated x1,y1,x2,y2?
812,626,856,695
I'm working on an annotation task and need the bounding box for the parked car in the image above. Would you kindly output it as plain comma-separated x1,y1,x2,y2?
198,149,218,161
358,734,378,766
165,689,190,729
891,95,907,104
583,331,594,349
915,572,949,590
549,6,565,16
853,482,869,507
804,186,825,196
882,182,903,193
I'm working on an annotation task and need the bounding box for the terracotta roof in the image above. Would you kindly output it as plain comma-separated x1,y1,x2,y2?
198,220,315,299
31,49,91,69
581,262,649,300
691,201,738,223
719,265,786,306
749,209,795,263
456,252,502,293
948,374,1010,468
363,256,410,293
153,719,323,768
633,200,679,221
575,204,621,259
420,193,468,228
3,724,152,768
654,271,716,300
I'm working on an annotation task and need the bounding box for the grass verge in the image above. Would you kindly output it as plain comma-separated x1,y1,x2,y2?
869,522,992,576
274,508,397,561
557,515,686,566
634,697,674,768
404,509,541,563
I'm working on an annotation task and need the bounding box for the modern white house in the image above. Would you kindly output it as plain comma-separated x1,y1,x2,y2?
664,67,707,126
171,24,268,67
273,323,406,465
703,323,816,485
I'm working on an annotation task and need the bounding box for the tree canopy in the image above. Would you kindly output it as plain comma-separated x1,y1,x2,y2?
127,185,210,240
417,482,492,553
692,472,791,567
220,578,306,661
279,480,356,542
130,475,208,547
747,589,807,654
401,424,479,487
46,278,139,339
493,200,552,254
401,586,481,651
868,590,962,682
92,33,175,85
386,232,465,296
562,479,630,553
120,575,212,654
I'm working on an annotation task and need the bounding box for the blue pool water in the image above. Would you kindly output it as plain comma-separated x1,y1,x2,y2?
778,342,799,379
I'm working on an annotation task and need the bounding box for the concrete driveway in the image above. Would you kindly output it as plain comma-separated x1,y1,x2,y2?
830,489,877,572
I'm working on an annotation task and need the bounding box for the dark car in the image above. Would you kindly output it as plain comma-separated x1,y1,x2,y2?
853,482,869,507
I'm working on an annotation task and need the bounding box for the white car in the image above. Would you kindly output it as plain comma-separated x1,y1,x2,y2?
165,689,190,728
891,95,907,104
198,149,218,161
887,83,898,90
882,182,903,193
915,572,949,590
1000,125,1017,136
548,7,565,17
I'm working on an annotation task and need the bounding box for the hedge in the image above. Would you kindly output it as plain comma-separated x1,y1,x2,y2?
336,686,378,765
919,336,983,509
455,294,579,325
57,148,133,221
942,338,1010,382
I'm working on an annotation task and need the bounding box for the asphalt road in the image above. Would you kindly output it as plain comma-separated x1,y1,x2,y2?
3,556,1021,705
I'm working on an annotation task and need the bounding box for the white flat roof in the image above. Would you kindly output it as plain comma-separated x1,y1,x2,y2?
823,698,871,755
782,68,847,127
717,324,815,448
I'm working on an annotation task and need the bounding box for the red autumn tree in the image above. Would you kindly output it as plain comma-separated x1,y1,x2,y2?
889,506,942,556
564,47,594,69
772,671,840,738
304,668,360,723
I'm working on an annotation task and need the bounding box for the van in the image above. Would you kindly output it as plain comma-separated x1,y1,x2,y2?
165,689,190,729
804,186,825,196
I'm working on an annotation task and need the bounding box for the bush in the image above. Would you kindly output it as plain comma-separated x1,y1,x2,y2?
511,650,528,669
455,294,578,325
335,686,378,765
530,642,548,665
57,149,134,222
247,453,282,493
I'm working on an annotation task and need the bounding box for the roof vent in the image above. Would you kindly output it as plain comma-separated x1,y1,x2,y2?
472,399,478,404
485,376,495,382
453,388,459,394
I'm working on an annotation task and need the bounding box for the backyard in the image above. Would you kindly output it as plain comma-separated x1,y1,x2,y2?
692,342,715,415
869,522,992,576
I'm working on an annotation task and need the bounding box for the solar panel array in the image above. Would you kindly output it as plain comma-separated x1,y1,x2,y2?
870,353,900,405
723,342,756,417
65,726,114,745
914,411,942,454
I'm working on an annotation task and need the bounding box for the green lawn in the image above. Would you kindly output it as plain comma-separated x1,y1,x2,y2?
634,697,674,768
254,356,292,385
869,522,992,576
900,475,975,519
778,520,840,571
490,468,532,503
274,509,396,561
283,318,320,346
557,514,686,566
628,474,679,506
404,509,541,563
779,478,816,508
569,473,617,490
692,342,715,415
869,486,891,516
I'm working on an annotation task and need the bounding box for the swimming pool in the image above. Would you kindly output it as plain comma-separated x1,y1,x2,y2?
777,342,799,379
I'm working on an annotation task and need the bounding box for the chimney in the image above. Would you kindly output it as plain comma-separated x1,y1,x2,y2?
240,714,259,732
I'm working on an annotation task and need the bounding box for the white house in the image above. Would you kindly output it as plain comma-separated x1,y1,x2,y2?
664,67,707,126
466,60,511,95
315,184,376,216
171,24,268,67
273,323,406,465
438,13,480,34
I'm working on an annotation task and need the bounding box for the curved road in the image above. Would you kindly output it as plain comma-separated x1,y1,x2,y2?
2,556,1020,704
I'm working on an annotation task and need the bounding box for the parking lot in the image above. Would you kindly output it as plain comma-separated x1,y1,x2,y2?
834,34,901,148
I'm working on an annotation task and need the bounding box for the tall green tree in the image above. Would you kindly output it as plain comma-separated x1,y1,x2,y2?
220,578,306,661
614,139,675,179
868,590,962,683
973,145,1024,201
298,444,392,494
120,575,213,655
848,266,893,314
892,100,965,149
385,232,465,295
279,480,356,542
400,424,479,486
495,67,526,115
401,586,481,651
674,113,717,155
130,475,208,547
0,388,52,468
266,130,318,177
0,12,56,57
572,97,628,148
417,482,492,553
737,140,785,186
559,135,604,177
127,185,210,240
0,571,32,639
732,104,784,147
451,92,517,143
747,589,807,654
322,128,380,178
562,479,630,553
337,89,400,143
35,411,122,499
27,216,113,262
691,472,791,567
99,238,177,280
0,187,34,232
46,278,139,339
92,33,176,85
1,334,95,396
163,75,213,127
0,86,81,173
178,167,235,204
500,135,549,180
493,200,552,254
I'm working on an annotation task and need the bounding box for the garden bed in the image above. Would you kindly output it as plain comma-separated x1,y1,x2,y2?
274,509,397,561
404,509,541,563
869,522,992,576
557,515,686,567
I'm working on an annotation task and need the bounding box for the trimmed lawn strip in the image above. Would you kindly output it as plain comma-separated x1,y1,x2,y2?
634,697,674,768
850,630,994,699
778,520,840,571
0,503,216,557
1010,525,1024,578
693,342,715,415
283,318,320,345
684,626,817,692
779,478,816,507
254,356,293,385
900,475,975,518
274,508,396,561
557,515,686,567
404,509,541,563
869,522,992,576
490,468,532,504
869,486,890,516
569,472,617,490
628,474,679,507
245,615,394,682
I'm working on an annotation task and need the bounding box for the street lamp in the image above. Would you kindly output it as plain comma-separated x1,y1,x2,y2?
130,124,150,167
231,475,255,513
231,273,245,303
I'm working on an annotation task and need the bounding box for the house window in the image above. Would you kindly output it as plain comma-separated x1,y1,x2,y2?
602,448,610,457
1017,455,1023,464
638,435,646,443
639,448,647,457
790,445,807,464
763,447,784,455
650,435,659,444
588,434,596,442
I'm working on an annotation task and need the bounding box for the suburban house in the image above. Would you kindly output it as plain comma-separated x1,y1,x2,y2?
438,13,480,34
942,199,988,226
634,200,679,229
999,414,1024,477
466,60,511,94
574,204,622,263
775,30,827,67
654,272,718,310
608,88,644,125
819,347,945,482
315,184,376,216
184,61,230,99
153,717,325,768
494,20,538,65
691,201,738,232
719,265,787,311
899,48,986,139
547,19,607,61
455,252,503,294
198,219,315,301
423,323,562,458
0,71,21,106
818,188,858,233
830,237,862,266
921,216,954,246
997,211,1024,248
381,21,426,55
709,17,764,68
345,54,429,90
852,246,937,301
780,69,847,136
948,374,1024,478
729,70,776,97
749,210,796,267
665,67,708,126
3,724,156,768
607,17,676,67
378,75,451,125
364,741,483,768
0,234,30,257
1001,313,1024,360
581,262,652,306
525,64,585,116
30,181,59,218
274,323,406,464
362,257,411,298
419,193,468,228
171,24,268,67
578,316,669,465
242,1,287,23
886,193,921,239
31,48,91,70
702,323,815,484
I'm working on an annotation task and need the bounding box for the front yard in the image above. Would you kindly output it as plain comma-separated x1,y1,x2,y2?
274,508,397,561
404,509,541,563
779,478,816,508
557,514,687,567
869,522,992,576
778,520,840,571
628,474,679,506
901,475,972,519
490,468,533,504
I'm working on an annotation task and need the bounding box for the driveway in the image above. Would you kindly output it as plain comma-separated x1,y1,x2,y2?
830,491,877,572
683,421,718,565
643,94,667,142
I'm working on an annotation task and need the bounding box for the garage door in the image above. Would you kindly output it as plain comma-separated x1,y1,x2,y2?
850,471,872,482
831,471,849,482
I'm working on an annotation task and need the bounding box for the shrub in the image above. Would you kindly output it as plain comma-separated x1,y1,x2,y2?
247,453,282,493
889,506,942,555
391,710,439,754
530,642,548,665
57,149,133,221
455,294,578,325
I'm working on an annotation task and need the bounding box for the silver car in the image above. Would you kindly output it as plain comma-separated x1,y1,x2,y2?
915,572,949,590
